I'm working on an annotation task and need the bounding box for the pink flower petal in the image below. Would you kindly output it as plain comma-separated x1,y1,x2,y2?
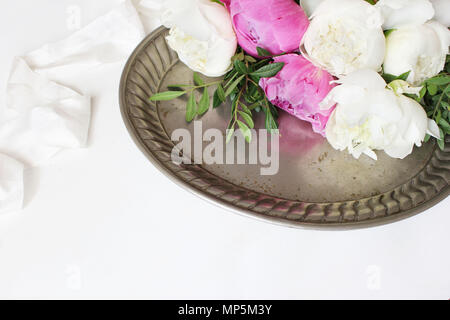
259,54,336,136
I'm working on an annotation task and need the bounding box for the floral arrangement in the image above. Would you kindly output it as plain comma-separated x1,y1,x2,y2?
150,0,450,160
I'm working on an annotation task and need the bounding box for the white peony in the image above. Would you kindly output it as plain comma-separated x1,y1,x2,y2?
161,0,237,77
383,21,450,85
375,0,435,30
300,0,325,17
320,69,440,160
430,0,450,27
300,0,386,77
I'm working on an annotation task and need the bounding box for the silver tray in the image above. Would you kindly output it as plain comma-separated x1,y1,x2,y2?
120,27,449,229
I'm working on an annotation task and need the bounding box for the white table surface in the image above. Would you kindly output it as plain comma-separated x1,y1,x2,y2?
0,0,448,300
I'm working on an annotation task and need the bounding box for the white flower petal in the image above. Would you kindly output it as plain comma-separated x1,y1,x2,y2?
384,137,415,159
325,69,431,160
302,0,385,77
336,69,387,90
396,95,428,144
427,119,441,138
364,149,378,161
430,0,450,27
162,0,237,77
384,21,450,85
375,0,435,30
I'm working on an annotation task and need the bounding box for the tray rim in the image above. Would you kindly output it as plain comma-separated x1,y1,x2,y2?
119,27,450,230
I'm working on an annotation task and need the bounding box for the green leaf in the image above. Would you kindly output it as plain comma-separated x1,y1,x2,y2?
216,84,226,101
193,72,204,86
240,103,252,115
427,83,438,96
382,74,397,84
264,106,279,132
224,70,237,81
232,51,244,62
238,110,255,129
234,60,248,74
435,110,442,123
226,127,235,144
248,102,262,111
269,103,279,118
186,94,197,122
418,86,427,100
230,94,239,115
398,71,411,81
445,85,450,97
265,112,275,131
256,47,272,57
439,118,450,133
245,55,257,63
213,91,221,109
436,109,442,125
213,84,226,109
426,75,450,86
224,72,239,88
437,138,445,150
210,0,224,5
237,120,252,143
166,85,188,91
225,75,245,97
424,134,431,143
384,29,396,37
197,88,210,116
382,71,410,84
250,62,285,78
149,91,186,101
243,81,261,104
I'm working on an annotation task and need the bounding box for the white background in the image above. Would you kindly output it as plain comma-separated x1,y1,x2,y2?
0,0,449,300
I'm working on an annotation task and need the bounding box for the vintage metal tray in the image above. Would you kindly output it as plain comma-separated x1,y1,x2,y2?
120,27,449,229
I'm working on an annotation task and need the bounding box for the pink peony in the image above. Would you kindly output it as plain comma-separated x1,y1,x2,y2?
259,54,336,136
221,0,309,57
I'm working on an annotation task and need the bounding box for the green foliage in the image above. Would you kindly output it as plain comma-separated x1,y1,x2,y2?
185,93,197,122
149,91,186,101
382,71,410,83
148,48,284,143
417,57,450,150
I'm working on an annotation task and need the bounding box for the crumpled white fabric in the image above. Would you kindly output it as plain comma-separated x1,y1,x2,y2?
0,0,162,214
3,57,91,167
0,154,24,214
132,0,163,32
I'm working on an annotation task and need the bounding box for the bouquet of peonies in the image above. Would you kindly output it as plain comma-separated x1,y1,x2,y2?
150,0,450,160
